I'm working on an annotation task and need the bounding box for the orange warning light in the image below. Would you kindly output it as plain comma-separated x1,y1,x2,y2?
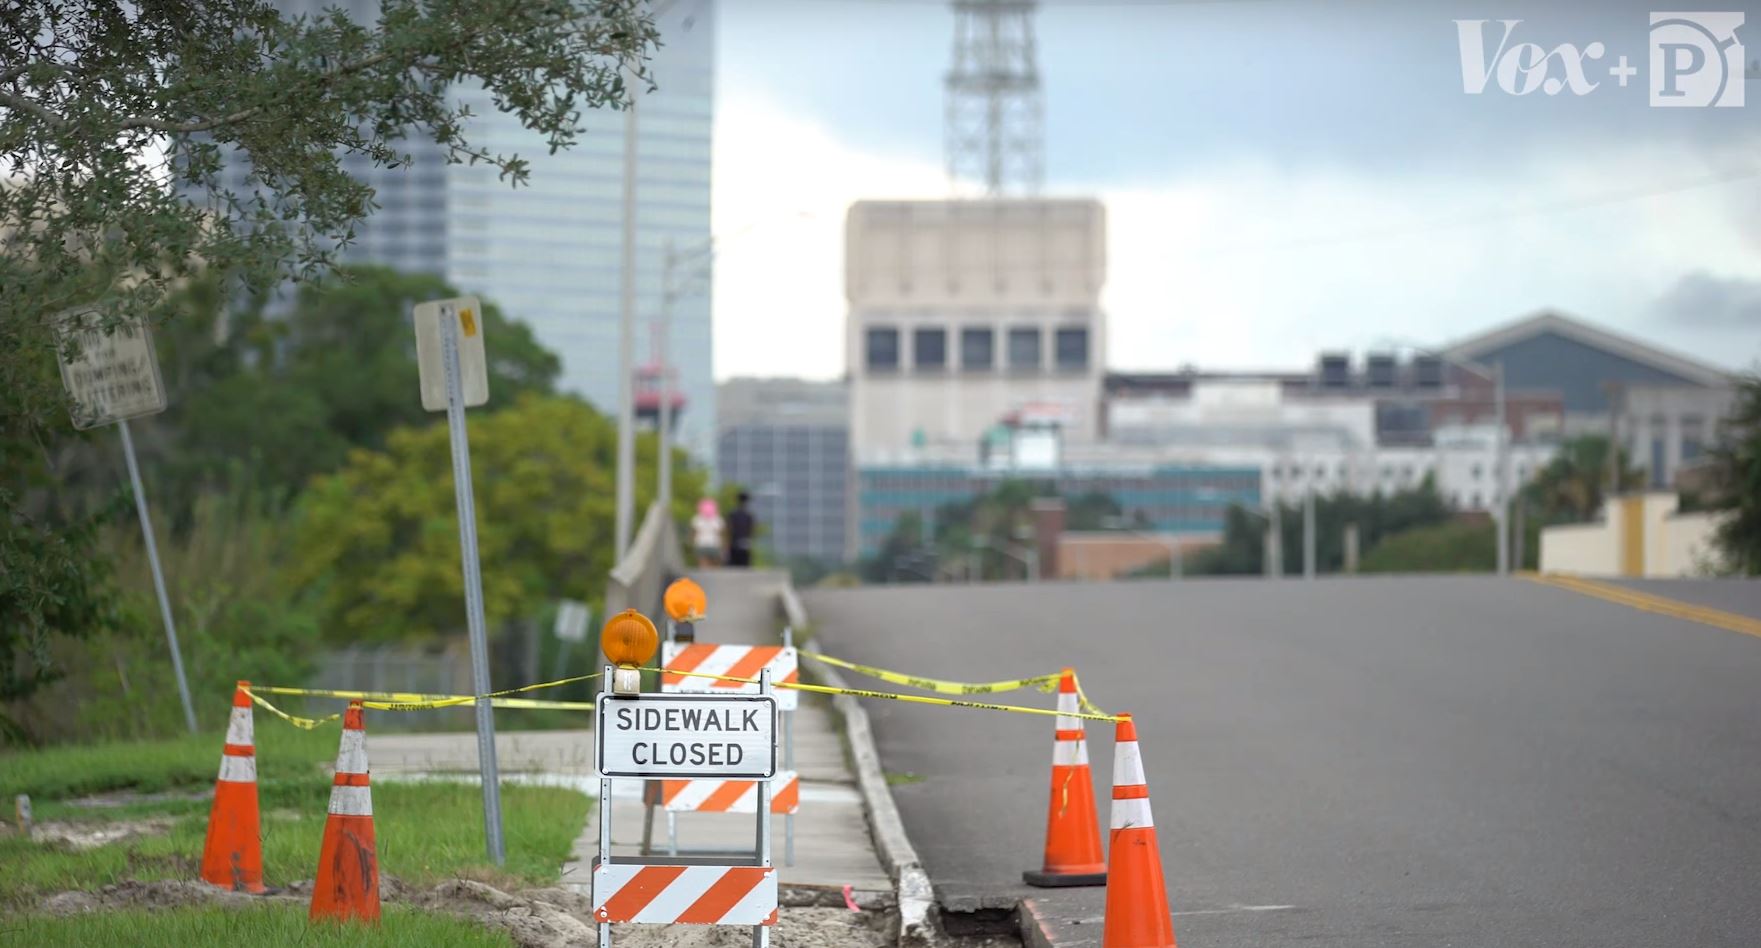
664,578,708,623
601,609,659,668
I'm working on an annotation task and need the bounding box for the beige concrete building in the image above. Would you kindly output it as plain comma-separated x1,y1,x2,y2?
844,199,1107,464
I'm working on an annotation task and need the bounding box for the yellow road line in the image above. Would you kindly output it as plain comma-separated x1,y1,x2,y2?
1522,573,1761,640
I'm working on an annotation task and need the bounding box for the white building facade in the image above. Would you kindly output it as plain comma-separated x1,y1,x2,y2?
845,199,1108,464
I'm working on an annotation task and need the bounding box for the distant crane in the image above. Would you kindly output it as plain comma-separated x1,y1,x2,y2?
944,0,1043,195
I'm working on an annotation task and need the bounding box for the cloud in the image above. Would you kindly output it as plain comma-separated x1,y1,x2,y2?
711,95,945,382
1651,272,1761,330
711,84,1761,383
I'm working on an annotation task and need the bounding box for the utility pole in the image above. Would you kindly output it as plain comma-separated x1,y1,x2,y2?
1266,499,1283,578
1494,362,1509,577
1604,380,1624,503
1303,484,1316,580
614,66,639,561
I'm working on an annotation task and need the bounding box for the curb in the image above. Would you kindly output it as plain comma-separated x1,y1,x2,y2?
1018,896,1102,948
781,585,942,947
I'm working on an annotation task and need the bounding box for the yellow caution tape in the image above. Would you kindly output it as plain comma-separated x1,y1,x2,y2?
246,672,601,720
803,650,1062,697
241,689,341,730
244,686,594,722
252,672,599,706
361,696,594,712
1070,669,1110,719
250,659,1119,726
659,666,1121,723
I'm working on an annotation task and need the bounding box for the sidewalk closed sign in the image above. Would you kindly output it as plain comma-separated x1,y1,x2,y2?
596,693,777,780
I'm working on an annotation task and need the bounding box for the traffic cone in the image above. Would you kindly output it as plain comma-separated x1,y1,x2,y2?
310,701,380,923
1102,713,1177,948
200,680,266,893
1023,668,1107,887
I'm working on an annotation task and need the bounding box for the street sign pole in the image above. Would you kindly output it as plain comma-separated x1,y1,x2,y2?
440,306,506,865
118,418,196,734
56,310,189,733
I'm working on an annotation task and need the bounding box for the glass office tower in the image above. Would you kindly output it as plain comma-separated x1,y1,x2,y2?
214,0,717,463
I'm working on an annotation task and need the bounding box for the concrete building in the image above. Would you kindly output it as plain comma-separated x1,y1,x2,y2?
212,0,717,461
717,378,849,563
1105,377,1560,512
845,199,1108,463
854,460,1260,558
843,198,1115,559
1444,310,1735,488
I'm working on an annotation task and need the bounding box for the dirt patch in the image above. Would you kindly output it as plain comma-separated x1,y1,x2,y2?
61,788,212,810
36,876,906,947
30,818,173,851
413,879,900,948
39,879,260,915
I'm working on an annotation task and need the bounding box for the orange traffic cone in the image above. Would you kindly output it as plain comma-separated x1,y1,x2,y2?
1024,668,1107,887
201,680,266,893
1102,713,1177,948
310,701,380,923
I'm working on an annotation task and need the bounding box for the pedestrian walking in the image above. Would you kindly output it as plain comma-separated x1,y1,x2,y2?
726,491,756,568
691,497,725,567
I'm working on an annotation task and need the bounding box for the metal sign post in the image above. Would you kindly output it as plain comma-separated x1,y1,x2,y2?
414,297,504,864
594,665,779,947
781,626,795,868
54,310,195,734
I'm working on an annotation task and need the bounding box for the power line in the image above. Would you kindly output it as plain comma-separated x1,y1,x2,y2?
1193,164,1761,257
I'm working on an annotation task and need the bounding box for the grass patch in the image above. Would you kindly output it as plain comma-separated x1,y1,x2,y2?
1,904,514,947
0,782,589,907
2,727,339,801
884,771,926,786
0,728,589,909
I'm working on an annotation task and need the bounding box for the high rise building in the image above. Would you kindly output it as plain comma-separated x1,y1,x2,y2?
212,0,716,460
717,379,850,563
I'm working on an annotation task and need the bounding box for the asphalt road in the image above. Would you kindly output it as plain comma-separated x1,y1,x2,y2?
1609,577,1761,621
806,576,1761,948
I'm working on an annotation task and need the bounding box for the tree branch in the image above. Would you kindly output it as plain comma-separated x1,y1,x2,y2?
0,88,65,130
116,48,401,134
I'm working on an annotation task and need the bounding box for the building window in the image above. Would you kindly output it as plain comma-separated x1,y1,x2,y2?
1055,328,1089,370
1471,463,1483,480
1007,326,1042,369
961,327,994,370
913,328,946,371
865,327,899,371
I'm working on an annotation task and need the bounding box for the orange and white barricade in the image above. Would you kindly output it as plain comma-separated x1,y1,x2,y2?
593,865,778,927
662,771,800,815
595,661,782,948
659,629,803,867
661,643,799,711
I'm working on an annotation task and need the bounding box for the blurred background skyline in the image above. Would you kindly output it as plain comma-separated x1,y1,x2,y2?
713,0,1761,381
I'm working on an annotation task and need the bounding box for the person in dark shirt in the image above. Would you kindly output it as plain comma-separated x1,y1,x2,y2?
726,491,756,567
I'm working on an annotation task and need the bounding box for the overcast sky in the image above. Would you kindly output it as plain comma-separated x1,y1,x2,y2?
706,0,1761,380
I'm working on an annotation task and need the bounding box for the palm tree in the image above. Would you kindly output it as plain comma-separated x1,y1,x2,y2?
1708,374,1761,574
1521,435,1645,523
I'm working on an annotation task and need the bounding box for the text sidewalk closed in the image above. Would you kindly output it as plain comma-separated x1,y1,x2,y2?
596,692,777,780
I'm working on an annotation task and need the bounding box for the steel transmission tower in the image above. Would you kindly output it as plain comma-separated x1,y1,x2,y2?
944,0,1043,195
